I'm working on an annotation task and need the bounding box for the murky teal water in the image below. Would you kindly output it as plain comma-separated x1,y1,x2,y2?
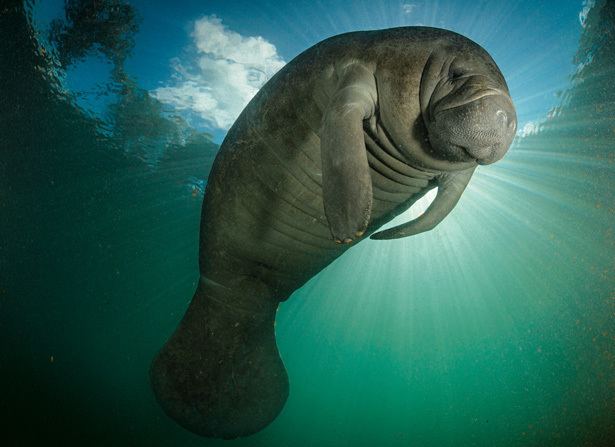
1,1,613,446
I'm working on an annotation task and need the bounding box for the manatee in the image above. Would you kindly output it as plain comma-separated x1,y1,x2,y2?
150,26,516,439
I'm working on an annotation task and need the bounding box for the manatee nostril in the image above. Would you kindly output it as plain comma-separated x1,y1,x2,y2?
495,110,508,126
494,109,518,137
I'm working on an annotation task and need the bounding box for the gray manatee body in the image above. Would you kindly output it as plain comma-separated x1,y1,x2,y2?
150,27,516,439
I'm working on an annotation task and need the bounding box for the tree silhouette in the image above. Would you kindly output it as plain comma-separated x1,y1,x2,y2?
49,0,138,76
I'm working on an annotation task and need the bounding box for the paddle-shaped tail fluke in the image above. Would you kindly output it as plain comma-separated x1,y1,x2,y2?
150,276,288,439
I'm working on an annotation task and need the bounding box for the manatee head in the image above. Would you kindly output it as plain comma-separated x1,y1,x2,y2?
420,41,517,166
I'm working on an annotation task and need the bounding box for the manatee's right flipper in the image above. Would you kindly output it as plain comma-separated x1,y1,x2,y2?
371,167,476,240
150,276,287,439
321,63,378,243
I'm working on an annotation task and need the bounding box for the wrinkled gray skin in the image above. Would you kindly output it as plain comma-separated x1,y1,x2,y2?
150,27,516,439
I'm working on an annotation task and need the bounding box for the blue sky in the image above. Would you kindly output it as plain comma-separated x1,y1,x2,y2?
33,0,589,144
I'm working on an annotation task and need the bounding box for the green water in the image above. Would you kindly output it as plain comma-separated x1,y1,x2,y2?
1,1,613,446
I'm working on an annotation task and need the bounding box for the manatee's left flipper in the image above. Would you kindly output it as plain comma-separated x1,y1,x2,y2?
321,63,378,243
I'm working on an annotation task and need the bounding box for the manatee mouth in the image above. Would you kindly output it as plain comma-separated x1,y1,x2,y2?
441,136,503,165
446,141,490,163
461,144,497,164
452,143,478,160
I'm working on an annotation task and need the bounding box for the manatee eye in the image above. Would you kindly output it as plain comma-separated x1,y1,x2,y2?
449,68,464,80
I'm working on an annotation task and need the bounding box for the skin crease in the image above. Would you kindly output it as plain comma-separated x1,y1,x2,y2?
150,27,517,439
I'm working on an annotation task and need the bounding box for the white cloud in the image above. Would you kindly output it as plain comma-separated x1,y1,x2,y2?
152,16,285,130
579,0,595,28
402,3,416,15
519,121,540,137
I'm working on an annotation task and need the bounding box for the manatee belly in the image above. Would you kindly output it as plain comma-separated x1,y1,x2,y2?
198,114,434,299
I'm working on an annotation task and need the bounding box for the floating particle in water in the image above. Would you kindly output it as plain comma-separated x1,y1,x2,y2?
185,176,206,198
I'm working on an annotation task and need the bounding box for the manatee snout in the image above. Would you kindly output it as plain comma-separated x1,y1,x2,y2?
150,282,289,439
429,93,516,164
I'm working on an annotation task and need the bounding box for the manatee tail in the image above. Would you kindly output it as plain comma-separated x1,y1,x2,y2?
149,276,288,439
